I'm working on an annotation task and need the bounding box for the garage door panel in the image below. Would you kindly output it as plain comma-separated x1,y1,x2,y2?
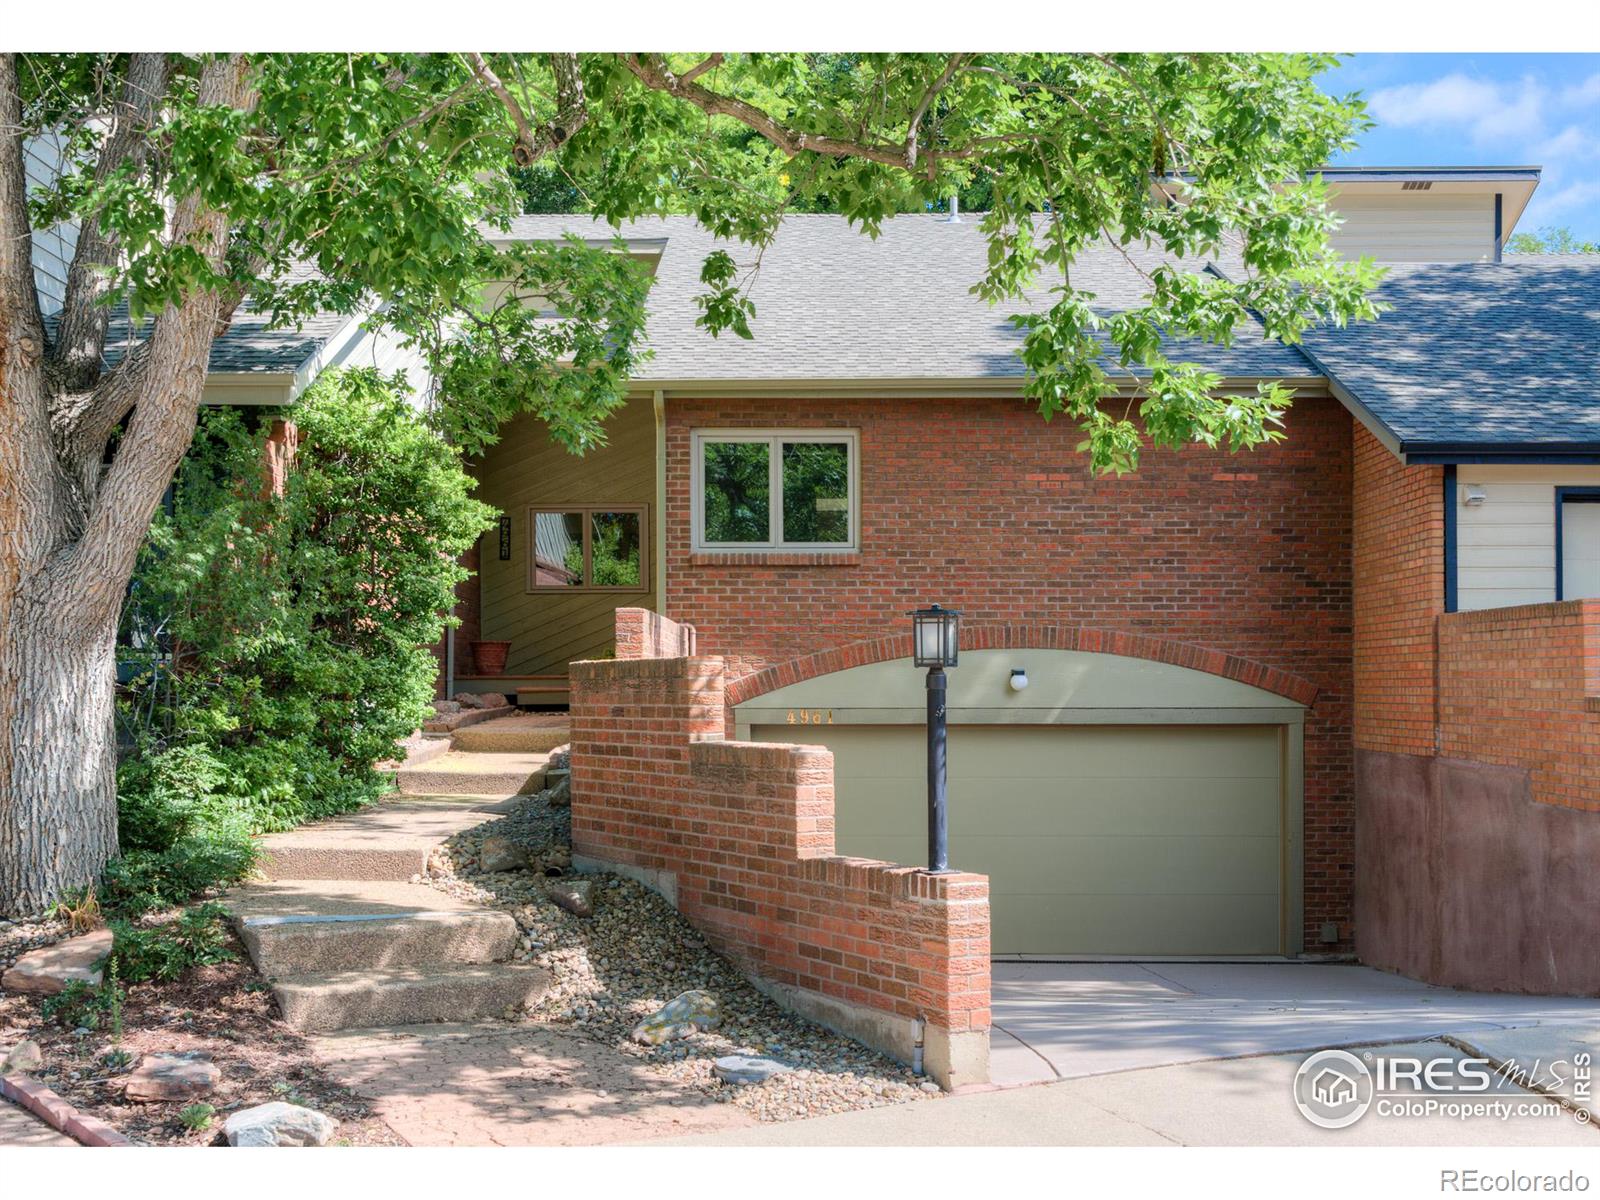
943,726,1280,780
965,834,1281,897
836,784,1279,839
1005,892,1281,957
836,832,1279,898
752,721,1287,957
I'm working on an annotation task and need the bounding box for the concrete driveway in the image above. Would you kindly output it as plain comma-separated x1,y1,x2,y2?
990,961,1600,1086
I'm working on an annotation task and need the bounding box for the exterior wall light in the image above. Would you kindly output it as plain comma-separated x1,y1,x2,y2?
909,605,960,873
1009,668,1029,692
1463,485,1487,506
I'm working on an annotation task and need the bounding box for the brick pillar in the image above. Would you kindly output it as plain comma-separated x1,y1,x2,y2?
262,419,299,497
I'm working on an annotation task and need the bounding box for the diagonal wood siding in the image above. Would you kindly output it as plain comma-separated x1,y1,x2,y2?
471,397,656,677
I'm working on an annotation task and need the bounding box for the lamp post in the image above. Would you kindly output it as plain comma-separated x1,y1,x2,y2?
910,604,961,873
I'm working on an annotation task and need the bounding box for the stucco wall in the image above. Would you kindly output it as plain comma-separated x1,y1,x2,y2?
1356,749,1600,995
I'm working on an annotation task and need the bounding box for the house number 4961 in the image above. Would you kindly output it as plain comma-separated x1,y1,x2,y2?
786,709,834,725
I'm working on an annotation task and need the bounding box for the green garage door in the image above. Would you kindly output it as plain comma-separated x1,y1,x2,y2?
752,723,1286,956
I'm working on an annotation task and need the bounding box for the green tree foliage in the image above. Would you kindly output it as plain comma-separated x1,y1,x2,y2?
1505,225,1600,255
18,51,1381,473
4,51,1383,911
111,369,493,906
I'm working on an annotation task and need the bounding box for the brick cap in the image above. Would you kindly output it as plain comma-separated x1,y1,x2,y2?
1,1073,132,1146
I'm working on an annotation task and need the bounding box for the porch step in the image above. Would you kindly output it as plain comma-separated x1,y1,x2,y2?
395,750,551,797
270,963,551,1032
515,674,570,707
450,713,570,754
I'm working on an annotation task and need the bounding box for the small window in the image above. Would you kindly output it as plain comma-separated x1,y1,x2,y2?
693,431,858,551
528,506,646,591
1559,490,1600,600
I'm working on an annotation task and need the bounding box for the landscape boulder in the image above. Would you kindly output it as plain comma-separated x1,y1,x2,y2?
544,773,571,809
631,990,722,1045
478,836,529,873
713,1055,792,1085
547,879,593,917
124,1052,221,1102
0,929,112,995
224,1101,338,1147
3,1039,43,1073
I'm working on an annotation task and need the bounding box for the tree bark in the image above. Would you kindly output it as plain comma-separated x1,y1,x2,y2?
0,595,119,915
0,53,249,915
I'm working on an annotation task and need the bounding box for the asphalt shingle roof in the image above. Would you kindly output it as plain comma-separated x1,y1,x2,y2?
1302,255,1600,453
59,215,1600,457
497,213,1312,383
56,259,358,375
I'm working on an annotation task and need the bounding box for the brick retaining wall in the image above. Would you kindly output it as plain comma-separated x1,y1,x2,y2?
569,641,990,1088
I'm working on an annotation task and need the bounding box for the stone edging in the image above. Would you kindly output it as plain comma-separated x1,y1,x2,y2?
0,1072,131,1146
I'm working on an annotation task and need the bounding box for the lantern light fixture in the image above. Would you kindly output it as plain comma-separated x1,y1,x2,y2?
910,604,961,874
910,604,961,669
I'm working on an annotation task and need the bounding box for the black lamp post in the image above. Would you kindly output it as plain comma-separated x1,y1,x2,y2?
910,604,961,873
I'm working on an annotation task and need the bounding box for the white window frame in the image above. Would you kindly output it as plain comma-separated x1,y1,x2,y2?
692,429,860,553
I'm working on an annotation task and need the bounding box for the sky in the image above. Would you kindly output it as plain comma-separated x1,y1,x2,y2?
1319,54,1600,242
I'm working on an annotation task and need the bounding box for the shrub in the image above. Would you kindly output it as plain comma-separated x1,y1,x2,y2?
113,368,493,908
40,980,121,1030
100,832,256,919
107,903,237,984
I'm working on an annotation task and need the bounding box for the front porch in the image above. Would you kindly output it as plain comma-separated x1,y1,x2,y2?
442,395,659,708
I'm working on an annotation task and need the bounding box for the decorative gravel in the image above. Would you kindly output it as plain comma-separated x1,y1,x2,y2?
0,915,69,975
423,789,938,1123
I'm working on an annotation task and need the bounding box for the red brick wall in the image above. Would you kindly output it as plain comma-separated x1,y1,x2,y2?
1438,600,1600,811
1351,424,1444,755
569,653,990,1086
615,608,697,660
663,394,1355,951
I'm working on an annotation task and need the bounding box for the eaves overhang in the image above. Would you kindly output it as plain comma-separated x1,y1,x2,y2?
634,375,1329,402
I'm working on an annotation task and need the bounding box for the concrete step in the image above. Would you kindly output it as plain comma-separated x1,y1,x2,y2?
450,714,570,755
271,963,551,1032
395,750,550,797
254,797,519,881
226,881,517,977
238,909,518,977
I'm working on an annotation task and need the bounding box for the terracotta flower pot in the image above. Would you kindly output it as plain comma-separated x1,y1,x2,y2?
471,640,512,676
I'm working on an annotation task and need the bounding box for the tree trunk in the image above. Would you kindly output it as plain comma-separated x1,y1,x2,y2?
0,583,119,916
0,53,251,916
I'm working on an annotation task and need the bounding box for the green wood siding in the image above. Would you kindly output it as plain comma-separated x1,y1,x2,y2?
472,397,656,676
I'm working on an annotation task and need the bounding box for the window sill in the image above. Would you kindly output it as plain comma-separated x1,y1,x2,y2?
689,550,862,568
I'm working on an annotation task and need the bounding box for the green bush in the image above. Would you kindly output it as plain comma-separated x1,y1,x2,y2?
40,980,121,1030
108,903,237,984
113,368,494,909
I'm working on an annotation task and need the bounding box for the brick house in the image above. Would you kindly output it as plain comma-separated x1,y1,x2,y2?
156,165,1600,1084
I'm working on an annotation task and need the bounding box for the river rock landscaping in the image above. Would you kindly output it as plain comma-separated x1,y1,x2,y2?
421,782,936,1124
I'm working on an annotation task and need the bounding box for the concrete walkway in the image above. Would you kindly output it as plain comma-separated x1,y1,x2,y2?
990,962,1600,1085
668,1039,1600,1146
